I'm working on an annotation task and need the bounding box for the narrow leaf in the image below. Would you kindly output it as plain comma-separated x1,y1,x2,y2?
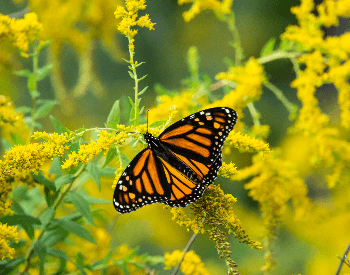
101,146,117,169
107,100,120,128
50,115,68,134
34,100,57,119
128,71,135,79
32,172,56,191
14,106,32,114
149,120,166,128
68,191,95,225
13,69,32,77
87,162,100,191
28,75,36,91
40,207,55,228
55,174,75,190
36,64,53,81
100,165,117,177
260,37,276,57
33,241,46,275
54,218,96,244
138,86,148,95
49,156,62,178
46,247,69,260
10,133,24,145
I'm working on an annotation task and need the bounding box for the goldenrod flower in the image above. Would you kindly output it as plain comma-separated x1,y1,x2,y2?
0,223,19,260
0,12,43,57
226,131,270,152
164,250,211,275
178,0,233,22
62,130,128,170
114,0,155,54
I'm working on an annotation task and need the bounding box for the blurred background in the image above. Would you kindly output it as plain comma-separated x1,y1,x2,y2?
2,0,348,274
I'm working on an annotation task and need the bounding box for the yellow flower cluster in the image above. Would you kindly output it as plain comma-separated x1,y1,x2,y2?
0,223,19,260
114,0,155,53
164,250,211,275
32,131,74,157
233,151,311,221
282,0,350,130
0,95,22,126
218,162,237,178
281,0,350,188
225,131,270,152
204,57,266,132
148,90,199,124
178,0,233,22
26,0,124,55
0,12,43,57
62,130,128,170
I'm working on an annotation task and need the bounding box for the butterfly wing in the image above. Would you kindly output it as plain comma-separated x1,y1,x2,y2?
159,107,237,165
113,148,171,214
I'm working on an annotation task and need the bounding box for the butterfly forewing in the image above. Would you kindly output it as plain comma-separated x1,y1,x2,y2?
113,107,237,214
159,107,237,165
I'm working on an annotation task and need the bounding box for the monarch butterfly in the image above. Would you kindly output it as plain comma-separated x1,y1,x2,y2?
113,107,237,213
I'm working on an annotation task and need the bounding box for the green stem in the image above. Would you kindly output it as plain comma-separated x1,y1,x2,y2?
264,82,298,119
247,102,261,126
128,36,139,127
20,164,86,274
226,13,243,66
29,44,39,140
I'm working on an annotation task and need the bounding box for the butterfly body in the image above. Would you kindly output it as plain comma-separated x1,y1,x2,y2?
113,107,237,214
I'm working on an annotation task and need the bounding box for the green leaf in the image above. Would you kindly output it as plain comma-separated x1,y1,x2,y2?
0,257,25,275
28,75,36,91
55,174,75,190
87,162,100,191
54,218,96,244
49,156,62,178
50,115,68,134
10,133,23,145
38,39,52,51
32,172,56,191
139,105,145,115
13,69,32,78
29,90,40,99
0,214,41,229
149,120,166,128
138,86,148,96
40,207,56,228
107,100,120,128
44,186,59,207
36,64,53,81
46,247,69,260
41,227,69,247
79,195,111,204
260,37,276,57
1,139,12,152
34,100,57,120
68,191,95,225
100,165,117,177
76,251,84,267
101,146,117,169
14,106,32,114
139,74,147,81
128,70,135,79
33,240,46,275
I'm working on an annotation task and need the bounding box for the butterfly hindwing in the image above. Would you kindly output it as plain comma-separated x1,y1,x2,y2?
113,148,171,214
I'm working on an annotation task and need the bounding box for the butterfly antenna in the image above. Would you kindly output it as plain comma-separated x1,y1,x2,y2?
146,109,149,133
